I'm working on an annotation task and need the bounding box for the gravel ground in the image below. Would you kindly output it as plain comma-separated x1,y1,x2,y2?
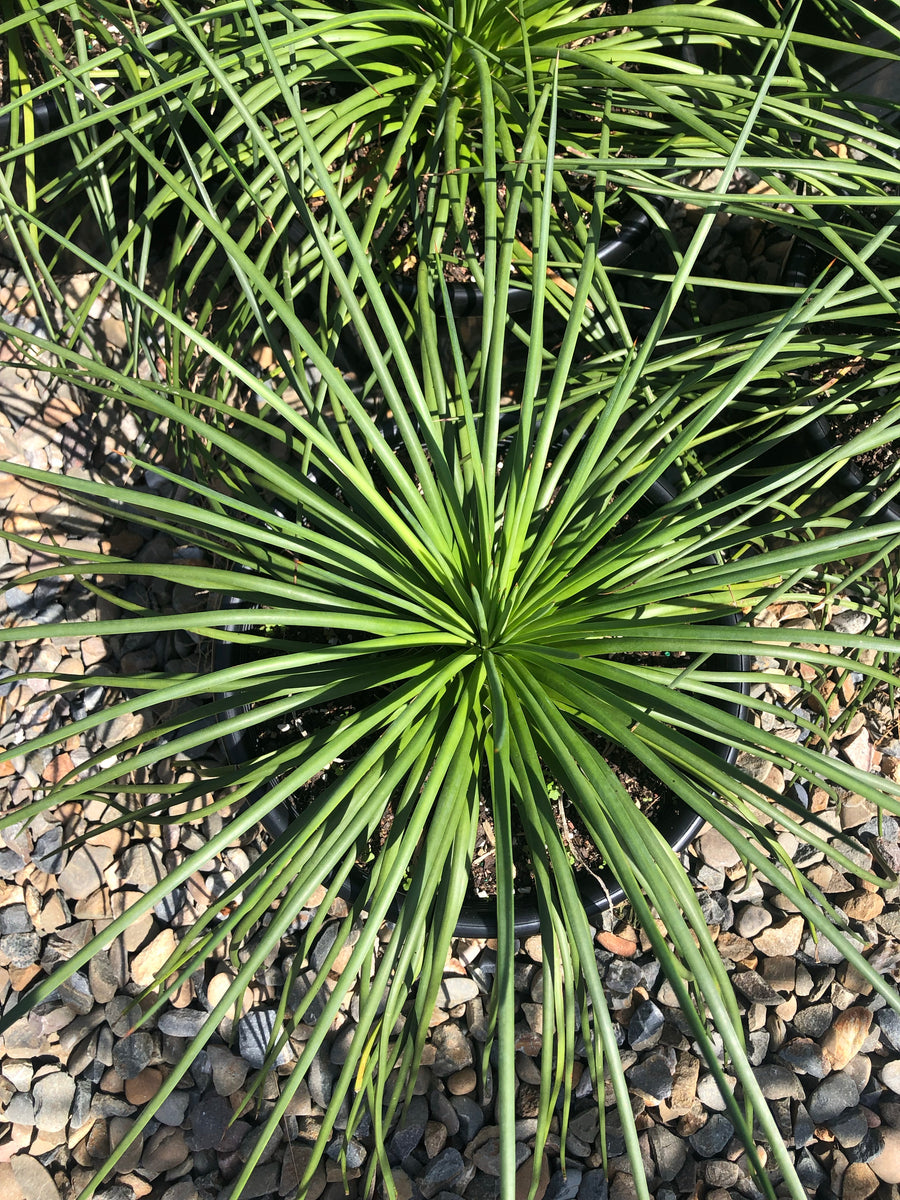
2,263,900,1200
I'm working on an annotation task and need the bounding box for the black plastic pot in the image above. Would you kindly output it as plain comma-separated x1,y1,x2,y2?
0,94,66,145
215,478,750,938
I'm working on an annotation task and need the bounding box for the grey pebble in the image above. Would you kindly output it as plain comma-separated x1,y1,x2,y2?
390,1110,426,1160
58,971,95,1016
544,1165,583,1200
451,1094,485,1141
237,1010,292,1070
795,1147,827,1189
876,1007,900,1053
792,1003,835,1038
0,931,40,968
748,1031,770,1067
648,1125,687,1182
753,1063,806,1101
830,1106,870,1149
430,1089,460,1137
121,842,165,891
798,933,848,965
154,887,185,923
605,960,642,996
793,1102,816,1149
689,1112,734,1159
697,1073,732,1111
187,1091,232,1151
306,1049,333,1109
808,1071,861,1123
90,1093,136,1119
326,1136,366,1168
437,974,480,1008
155,1089,191,1126
628,1000,665,1052
830,609,870,634
418,1148,466,1199
157,1008,208,1039
704,1160,741,1189
112,1031,154,1080
0,903,32,934
88,952,121,1005
310,922,340,972
6,1091,35,1125
0,849,24,878
580,1169,608,1200
734,905,772,939
732,969,783,1006
626,1053,673,1102
33,1071,75,1132
698,891,733,929
776,1038,830,1079
32,827,65,874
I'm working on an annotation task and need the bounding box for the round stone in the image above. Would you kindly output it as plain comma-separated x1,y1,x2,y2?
141,1127,189,1173
124,1067,164,1106
57,845,113,901
32,1072,75,1132
734,905,772,939
447,1067,476,1096
697,828,741,870
10,1156,61,1200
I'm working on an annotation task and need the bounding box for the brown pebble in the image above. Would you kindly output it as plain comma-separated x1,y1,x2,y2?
842,1161,879,1200
130,930,178,989
125,1067,164,1106
523,935,542,963
447,1067,476,1096
596,931,638,957
423,1119,447,1159
822,1006,873,1072
515,1153,550,1200
840,891,884,922
141,1126,188,1173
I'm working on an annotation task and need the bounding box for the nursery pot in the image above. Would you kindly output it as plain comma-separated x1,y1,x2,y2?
214,478,750,939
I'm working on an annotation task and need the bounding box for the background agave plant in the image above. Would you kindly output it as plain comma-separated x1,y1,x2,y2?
2,3,900,1200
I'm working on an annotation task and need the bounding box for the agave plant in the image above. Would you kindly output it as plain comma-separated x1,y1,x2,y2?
3,4,900,1200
